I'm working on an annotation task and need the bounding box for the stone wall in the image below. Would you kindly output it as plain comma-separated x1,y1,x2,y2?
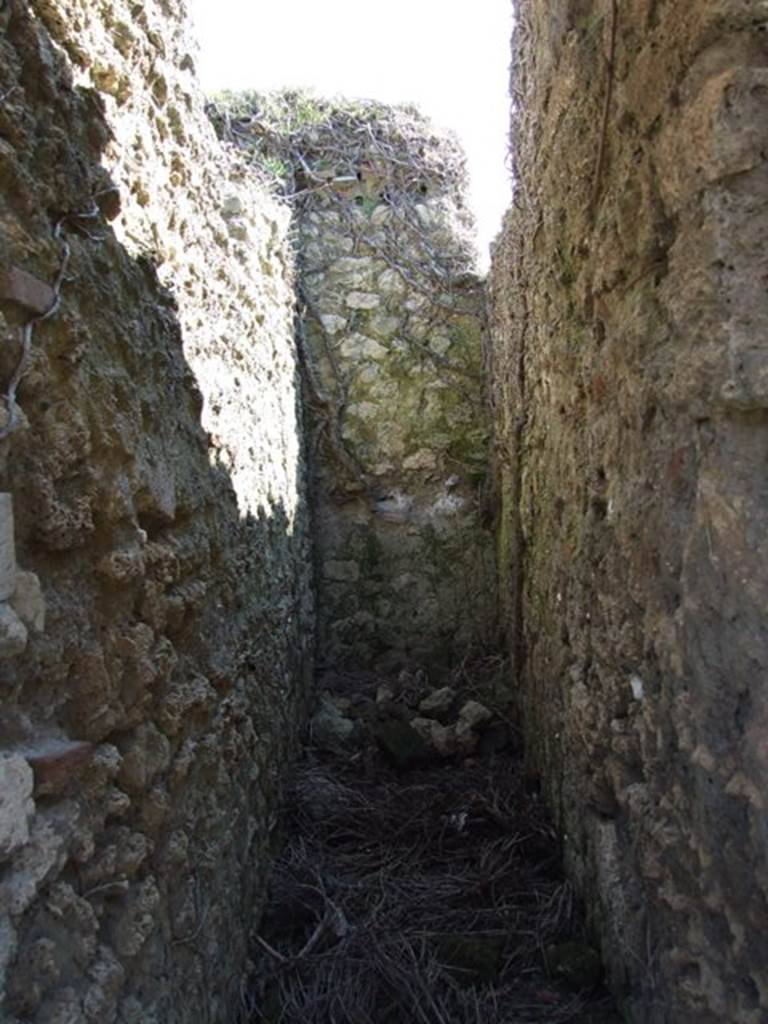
489,2,768,1021
290,102,496,675
0,3,312,1022
215,94,496,677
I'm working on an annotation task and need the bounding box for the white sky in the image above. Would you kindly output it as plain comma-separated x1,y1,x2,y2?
188,0,513,268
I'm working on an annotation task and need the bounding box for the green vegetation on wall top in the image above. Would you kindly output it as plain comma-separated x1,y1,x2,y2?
206,87,469,202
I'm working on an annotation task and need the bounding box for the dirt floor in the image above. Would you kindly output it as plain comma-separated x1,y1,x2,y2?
239,669,623,1024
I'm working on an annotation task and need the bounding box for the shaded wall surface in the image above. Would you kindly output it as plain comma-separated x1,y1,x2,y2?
489,2,768,1021
0,3,312,1022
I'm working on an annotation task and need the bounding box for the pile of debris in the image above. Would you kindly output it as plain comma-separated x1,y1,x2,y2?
239,667,622,1024
310,669,514,769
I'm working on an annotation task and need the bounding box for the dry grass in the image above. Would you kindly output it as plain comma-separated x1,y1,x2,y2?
238,683,621,1024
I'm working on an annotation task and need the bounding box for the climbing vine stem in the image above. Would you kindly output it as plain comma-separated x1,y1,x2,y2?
0,205,101,440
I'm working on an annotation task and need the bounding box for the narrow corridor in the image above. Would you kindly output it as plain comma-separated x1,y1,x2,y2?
242,667,622,1023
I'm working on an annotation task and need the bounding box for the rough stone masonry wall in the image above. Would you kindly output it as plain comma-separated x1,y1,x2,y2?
0,3,312,1022
489,2,768,1021
291,108,496,676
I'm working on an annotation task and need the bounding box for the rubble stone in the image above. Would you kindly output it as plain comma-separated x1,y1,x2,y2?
0,603,27,657
0,754,34,860
10,570,45,632
418,686,457,722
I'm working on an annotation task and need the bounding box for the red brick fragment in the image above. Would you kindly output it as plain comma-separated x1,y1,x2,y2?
25,740,95,796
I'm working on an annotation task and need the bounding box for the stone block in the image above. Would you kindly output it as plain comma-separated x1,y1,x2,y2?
220,194,244,218
339,333,386,360
0,603,27,657
0,266,55,316
330,256,376,288
410,716,457,757
418,686,457,721
320,314,347,335
0,753,34,860
367,311,400,337
345,291,380,310
457,700,493,730
377,268,407,296
456,700,494,754
95,185,121,221
403,449,438,471
10,570,45,632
